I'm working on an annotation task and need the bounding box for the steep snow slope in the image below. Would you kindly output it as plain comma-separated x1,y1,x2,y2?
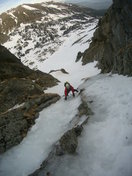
0,97,81,176
43,74,132,176
39,21,99,95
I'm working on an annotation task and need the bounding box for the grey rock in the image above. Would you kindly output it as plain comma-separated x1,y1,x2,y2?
55,145,65,156
76,51,83,62
78,100,93,117
74,125,83,137
59,129,78,154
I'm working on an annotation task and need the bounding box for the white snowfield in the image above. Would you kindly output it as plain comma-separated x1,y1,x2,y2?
48,74,132,176
0,11,132,176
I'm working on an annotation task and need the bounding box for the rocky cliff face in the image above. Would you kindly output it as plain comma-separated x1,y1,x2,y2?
82,0,132,76
0,45,60,153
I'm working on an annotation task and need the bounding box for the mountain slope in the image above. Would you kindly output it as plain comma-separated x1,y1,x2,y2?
0,1,97,41
0,1,99,70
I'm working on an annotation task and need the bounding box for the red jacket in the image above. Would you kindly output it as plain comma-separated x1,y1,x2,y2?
65,85,74,97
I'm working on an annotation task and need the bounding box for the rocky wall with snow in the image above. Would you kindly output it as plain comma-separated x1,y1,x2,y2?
0,45,60,153
82,0,132,76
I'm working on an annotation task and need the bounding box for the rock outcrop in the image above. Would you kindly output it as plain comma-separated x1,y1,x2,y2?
82,0,132,76
0,45,60,153
59,128,78,154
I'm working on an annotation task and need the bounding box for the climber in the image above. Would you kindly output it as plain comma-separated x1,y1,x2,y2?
64,81,78,100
